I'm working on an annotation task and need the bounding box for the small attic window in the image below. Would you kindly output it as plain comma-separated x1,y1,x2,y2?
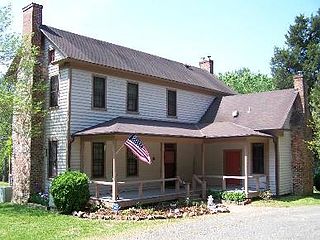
184,64,193,70
48,49,55,63
232,110,239,118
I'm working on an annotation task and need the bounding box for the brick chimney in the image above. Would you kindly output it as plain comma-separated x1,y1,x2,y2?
199,56,214,74
291,72,313,196
22,3,43,44
11,3,44,203
293,72,308,114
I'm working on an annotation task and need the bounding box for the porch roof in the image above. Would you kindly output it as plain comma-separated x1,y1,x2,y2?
73,117,271,139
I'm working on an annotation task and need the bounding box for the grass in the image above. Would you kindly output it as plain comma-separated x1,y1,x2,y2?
0,203,166,240
0,182,9,187
252,191,320,207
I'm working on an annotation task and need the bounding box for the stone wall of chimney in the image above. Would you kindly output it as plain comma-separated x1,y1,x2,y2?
11,3,45,203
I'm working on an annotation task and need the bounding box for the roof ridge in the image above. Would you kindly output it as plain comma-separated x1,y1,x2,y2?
222,88,296,98
42,25,210,73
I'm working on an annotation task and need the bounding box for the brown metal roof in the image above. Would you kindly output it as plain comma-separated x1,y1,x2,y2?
200,88,297,130
40,25,235,95
74,117,271,139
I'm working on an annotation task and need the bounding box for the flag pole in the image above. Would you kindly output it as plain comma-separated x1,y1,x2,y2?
115,143,125,155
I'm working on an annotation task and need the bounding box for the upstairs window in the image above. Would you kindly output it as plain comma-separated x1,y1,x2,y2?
92,143,105,178
49,75,59,107
127,82,139,112
252,143,264,174
127,148,138,177
48,140,58,178
93,76,106,108
48,49,55,63
167,90,177,117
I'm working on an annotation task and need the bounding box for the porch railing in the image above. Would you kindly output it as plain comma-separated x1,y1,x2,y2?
91,176,191,200
192,174,207,199
196,174,268,195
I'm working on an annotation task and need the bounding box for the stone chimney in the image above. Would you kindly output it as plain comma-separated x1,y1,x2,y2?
11,3,44,203
291,72,313,196
199,56,214,74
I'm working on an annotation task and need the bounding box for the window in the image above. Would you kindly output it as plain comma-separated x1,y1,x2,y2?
167,90,177,117
127,83,138,112
252,143,264,174
127,148,138,177
49,75,59,107
48,49,55,63
48,141,58,178
92,77,106,108
92,143,105,178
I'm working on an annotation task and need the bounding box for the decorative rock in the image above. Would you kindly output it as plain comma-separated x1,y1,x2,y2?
183,212,188,218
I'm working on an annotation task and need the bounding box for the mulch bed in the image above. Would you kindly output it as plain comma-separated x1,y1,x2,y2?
73,201,230,221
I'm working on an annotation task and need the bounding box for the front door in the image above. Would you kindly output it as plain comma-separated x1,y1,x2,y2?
224,150,241,186
164,143,176,186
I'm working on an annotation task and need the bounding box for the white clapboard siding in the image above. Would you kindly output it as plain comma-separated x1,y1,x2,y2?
278,131,293,195
43,38,69,190
268,139,276,194
70,69,214,133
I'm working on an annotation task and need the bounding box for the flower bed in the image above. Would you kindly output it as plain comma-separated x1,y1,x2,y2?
73,200,230,221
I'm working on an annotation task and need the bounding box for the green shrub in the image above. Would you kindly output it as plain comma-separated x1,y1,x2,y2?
50,171,90,213
221,190,246,202
314,173,320,191
29,192,49,206
208,189,224,200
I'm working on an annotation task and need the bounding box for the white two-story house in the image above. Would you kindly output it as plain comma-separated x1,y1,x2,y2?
12,3,313,206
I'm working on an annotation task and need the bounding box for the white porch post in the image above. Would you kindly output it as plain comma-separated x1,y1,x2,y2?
161,142,165,193
244,142,249,195
112,140,118,201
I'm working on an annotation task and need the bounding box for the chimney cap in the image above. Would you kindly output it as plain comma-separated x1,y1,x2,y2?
22,2,43,12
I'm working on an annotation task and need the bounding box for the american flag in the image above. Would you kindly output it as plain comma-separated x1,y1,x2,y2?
125,134,151,164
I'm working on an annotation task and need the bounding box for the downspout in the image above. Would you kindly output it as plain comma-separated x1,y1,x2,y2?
66,66,72,170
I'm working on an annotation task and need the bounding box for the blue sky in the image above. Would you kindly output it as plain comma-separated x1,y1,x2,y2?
5,0,320,75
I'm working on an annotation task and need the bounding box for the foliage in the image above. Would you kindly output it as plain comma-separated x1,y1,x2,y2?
258,189,273,201
218,68,276,94
309,85,320,167
0,203,157,240
314,173,320,191
207,189,224,200
29,192,49,207
0,181,9,187
50,171,90,213
221,190,246,203
270,9,320,90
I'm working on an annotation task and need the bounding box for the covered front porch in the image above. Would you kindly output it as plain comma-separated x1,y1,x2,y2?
71,117,274,207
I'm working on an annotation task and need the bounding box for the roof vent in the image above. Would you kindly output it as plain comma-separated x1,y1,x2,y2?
232,110,239,118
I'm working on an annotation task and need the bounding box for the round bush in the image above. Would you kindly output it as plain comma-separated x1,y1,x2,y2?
50,171,90,213
314,173,320,191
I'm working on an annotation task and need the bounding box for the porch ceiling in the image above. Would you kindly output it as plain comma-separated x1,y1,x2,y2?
73,117,271,139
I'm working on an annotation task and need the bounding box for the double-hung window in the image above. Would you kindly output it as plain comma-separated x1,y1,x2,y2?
252,143,264,174
49,75,59,107
92,143,105,178
127,148,138,177
93,77,106,109
48,140,58,178
127,82,139,112
167,90,177,117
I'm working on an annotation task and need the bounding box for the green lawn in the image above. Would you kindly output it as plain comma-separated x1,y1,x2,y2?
0,204,164,240
252,192,320,207
0,181,9,187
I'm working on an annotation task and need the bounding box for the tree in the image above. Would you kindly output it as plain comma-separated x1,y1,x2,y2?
271,9,320,170
0,4,45,203
271,9,320,90
218,67,276,94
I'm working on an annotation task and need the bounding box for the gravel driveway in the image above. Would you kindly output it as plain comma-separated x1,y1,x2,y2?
108,205,320,240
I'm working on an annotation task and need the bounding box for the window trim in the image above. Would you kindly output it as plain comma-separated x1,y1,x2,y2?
48,49,55,64
126,81,139,113
167,89,177,118
48,140,58,178
92,76,107,110
92,142,105,178
126,147,139,177
49,75,59,108
252,143,265,174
